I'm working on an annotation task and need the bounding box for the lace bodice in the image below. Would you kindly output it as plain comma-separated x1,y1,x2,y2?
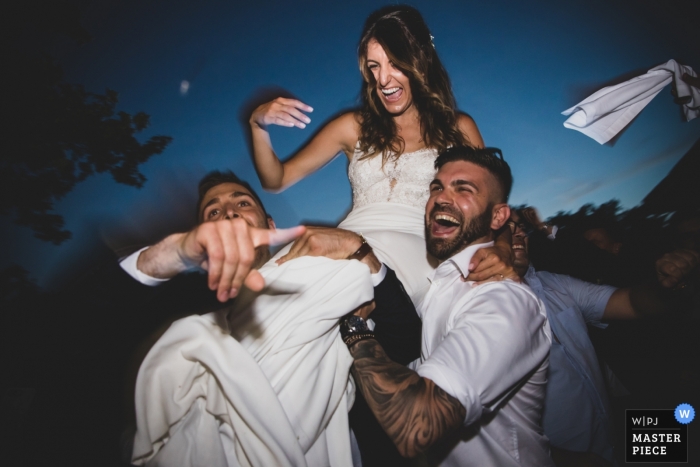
348,146,438,209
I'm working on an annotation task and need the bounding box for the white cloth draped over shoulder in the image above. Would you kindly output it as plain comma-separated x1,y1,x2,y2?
562,59,699,144
340,146,439,305
131,256,374,467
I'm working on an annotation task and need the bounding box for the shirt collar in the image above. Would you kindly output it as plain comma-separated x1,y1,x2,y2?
429,241,495,281
524,263,537,282
523,264,543,295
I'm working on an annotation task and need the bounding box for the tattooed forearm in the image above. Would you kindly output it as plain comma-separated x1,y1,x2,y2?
350,339,466,457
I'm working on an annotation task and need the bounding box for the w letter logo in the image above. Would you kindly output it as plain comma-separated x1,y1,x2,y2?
674,404,694,424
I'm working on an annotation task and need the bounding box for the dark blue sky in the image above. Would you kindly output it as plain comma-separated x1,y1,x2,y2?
3,0,699,288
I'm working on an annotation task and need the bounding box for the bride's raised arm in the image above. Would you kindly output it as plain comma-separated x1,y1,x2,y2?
249,97,358,192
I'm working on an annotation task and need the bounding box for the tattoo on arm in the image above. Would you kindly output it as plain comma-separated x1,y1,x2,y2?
350,339,466,457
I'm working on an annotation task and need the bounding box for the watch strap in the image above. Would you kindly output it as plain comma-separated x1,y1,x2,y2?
343,332,376,348
347,233,372,261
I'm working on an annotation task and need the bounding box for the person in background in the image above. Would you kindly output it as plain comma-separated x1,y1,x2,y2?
509,209,698,466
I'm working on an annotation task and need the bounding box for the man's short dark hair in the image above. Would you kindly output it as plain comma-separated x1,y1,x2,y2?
434,146,513,202
196,170,269,220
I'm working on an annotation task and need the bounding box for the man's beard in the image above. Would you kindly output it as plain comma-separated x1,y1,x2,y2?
426,203,493,260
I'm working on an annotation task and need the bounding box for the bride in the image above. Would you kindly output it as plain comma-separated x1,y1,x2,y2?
249,5,487,304
131,7,512,467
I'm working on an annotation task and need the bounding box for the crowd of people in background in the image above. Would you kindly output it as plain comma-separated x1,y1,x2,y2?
510,201,700,465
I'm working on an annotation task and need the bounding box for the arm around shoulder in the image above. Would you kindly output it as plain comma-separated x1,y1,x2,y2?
603,248,699,320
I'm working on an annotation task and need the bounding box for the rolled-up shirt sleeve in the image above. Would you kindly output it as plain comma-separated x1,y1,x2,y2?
416,283,550,426
119,247,169,286
560,274,616,324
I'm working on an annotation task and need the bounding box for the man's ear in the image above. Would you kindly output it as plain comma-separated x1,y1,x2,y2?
491,204,511,230
267,216,276,230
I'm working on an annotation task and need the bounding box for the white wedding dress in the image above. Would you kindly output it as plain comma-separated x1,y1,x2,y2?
131,147,439,467
132,258,374,467
340,146,439,305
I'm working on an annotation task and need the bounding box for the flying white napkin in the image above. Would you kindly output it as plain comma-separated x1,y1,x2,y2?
562,59,699,144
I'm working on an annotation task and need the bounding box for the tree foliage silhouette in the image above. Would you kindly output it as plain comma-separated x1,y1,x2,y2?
1,0,172,244
547,199,624,231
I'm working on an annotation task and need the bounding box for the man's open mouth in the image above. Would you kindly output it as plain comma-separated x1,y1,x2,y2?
431,212,461,236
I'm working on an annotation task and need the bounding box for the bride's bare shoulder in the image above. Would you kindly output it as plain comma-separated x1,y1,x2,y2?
457,113,484,148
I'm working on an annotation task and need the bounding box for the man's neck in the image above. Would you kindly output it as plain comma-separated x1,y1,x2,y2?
435,240,495,281
439,234,494,264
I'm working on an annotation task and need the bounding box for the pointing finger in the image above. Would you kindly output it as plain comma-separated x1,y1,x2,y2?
244,270,266,292
256,226,306,248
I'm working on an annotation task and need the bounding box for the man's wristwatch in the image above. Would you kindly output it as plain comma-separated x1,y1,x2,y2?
347,233,372,261
339,315,375,347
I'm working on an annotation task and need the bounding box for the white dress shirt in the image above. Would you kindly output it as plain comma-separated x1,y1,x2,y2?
525,266,616,462
415,242,554,467
119,247,387,286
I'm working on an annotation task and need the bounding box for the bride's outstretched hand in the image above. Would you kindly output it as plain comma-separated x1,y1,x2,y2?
250,97,313,129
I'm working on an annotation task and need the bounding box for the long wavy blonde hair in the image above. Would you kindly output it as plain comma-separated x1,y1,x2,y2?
356,5,471,164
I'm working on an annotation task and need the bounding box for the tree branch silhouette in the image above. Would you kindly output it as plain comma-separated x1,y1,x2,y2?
1,2,172,244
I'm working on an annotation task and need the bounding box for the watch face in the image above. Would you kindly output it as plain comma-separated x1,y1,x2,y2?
342,315,369,334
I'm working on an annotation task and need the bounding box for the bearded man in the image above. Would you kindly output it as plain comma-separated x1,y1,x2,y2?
341,146,554,466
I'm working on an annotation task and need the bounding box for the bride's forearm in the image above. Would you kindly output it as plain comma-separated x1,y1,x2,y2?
250,123,286,191
250,110,356,192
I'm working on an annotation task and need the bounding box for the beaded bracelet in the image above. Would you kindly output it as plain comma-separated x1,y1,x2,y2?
343,332,376,348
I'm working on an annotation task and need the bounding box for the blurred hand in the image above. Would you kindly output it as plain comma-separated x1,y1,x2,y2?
671,73,699,105
250,97,313,129
181,221,305,301
139,221,305,302
682,73,700,90
655,248,699,288
521,206,543,230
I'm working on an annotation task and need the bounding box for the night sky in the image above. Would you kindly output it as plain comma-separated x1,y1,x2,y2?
3,0,699,288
